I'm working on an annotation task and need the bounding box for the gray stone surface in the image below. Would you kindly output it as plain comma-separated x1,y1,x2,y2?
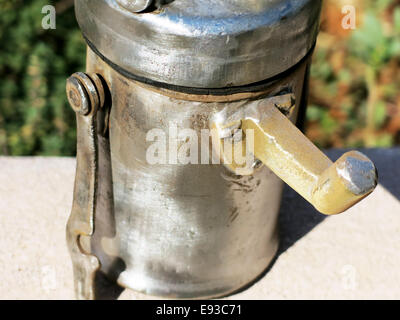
0,148,399,300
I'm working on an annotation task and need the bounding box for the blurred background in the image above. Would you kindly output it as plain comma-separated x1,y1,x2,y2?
0,0,399,156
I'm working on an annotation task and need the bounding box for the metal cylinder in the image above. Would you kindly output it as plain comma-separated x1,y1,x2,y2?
86,48,309,298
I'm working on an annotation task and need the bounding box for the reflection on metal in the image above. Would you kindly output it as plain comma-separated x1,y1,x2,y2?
75,0,323,88
213,95,378,215
116,0,174,13
116,0,154,13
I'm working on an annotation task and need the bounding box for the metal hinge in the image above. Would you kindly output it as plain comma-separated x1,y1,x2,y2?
66,72,111,300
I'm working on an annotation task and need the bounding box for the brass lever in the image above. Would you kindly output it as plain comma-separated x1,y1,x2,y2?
213,94,378,215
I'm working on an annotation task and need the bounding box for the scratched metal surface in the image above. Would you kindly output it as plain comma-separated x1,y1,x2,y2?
84,48,309,298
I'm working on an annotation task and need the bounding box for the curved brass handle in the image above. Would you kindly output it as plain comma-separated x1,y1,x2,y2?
213,94,378,215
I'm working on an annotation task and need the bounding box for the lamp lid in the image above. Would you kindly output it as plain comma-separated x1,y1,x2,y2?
75,0,322,89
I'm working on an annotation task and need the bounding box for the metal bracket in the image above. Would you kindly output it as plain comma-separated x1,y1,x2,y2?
66,72,110,300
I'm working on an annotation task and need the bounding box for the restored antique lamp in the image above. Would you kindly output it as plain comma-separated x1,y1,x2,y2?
66,0,378,299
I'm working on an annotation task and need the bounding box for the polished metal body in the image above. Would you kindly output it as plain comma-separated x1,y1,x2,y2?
86,49,309,298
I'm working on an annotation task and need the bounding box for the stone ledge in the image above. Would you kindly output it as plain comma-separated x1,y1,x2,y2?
0,148,399,300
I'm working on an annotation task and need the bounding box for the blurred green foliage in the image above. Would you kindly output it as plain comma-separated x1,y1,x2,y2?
307,0,400,148
0,0,85,156
0,0,399,156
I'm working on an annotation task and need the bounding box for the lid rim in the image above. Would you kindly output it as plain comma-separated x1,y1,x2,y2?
85,34,315,95
76,0,322,88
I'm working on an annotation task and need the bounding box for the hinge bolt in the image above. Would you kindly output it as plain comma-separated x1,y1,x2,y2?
66,73,105,116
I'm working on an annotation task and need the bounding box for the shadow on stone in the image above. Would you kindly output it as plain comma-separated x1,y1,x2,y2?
94,258,126,300
94,271,125,300
276,148,400,255
359,148,400,202
278,187,326,255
